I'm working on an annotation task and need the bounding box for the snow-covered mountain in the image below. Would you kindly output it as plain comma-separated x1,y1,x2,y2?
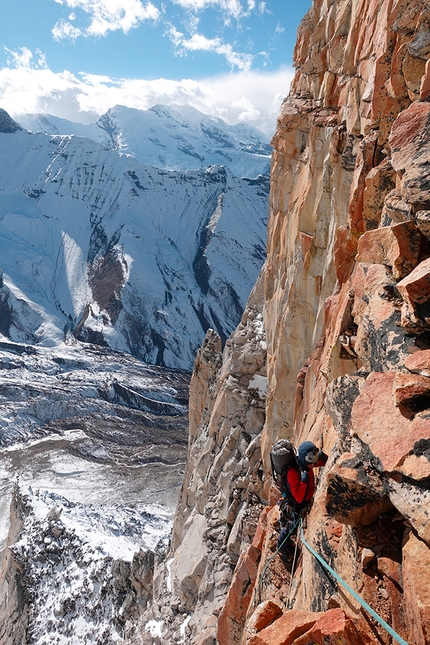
15,104,272,179
0,112,268,369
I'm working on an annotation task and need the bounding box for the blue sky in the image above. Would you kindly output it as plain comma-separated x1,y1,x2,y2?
0,0,312,135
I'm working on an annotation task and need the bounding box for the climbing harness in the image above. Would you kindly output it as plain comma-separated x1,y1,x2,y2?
299,521,409,645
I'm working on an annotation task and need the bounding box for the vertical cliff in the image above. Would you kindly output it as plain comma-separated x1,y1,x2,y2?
128,1,430,643
241,0,430,642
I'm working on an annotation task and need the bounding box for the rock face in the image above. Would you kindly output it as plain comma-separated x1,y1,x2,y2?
127,0,430,643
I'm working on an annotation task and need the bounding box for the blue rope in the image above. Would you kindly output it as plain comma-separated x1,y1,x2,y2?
299,522,409,645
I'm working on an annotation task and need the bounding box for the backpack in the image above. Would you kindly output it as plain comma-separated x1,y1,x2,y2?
270,439,297,494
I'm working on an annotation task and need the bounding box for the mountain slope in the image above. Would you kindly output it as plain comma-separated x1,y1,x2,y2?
0,339,190,645
15,104,272,179
0,125,268,369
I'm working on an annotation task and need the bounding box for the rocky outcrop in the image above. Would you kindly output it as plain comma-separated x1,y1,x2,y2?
128,0,430,643
0,108,23,134
0,486,160,645
241,0,430,642
0,488,28,645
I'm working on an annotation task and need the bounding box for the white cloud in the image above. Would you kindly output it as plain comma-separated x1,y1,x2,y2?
48,0,271,72
52,20,83,40
0,51,293,135
171,0,264,21
170,31,254,71
4,47,48,70
172,0,243,18
52,0,160,39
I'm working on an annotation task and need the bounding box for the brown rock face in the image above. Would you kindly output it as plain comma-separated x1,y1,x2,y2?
217,543,261,645
129,1,430,644
222,0,429,642
402,530,430,645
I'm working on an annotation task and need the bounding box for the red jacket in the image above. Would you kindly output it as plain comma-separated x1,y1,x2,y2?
286,456,327,506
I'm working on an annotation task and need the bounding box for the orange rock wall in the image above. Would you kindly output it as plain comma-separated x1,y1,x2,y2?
231,0,430,643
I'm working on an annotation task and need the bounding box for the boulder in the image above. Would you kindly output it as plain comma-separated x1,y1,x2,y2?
397,257,430,307
325,453,391,526
355,221,422,279
350,372,430,475
381,191,412,225
404,349,430,377
389,480,430,543
397,258,430,331
247,610,323,645
415,210,430,240
248,600,283,632
292,608,374,645
392,372,430,409
398,453,430,480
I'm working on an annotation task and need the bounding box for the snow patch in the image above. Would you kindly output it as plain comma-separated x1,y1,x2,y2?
166,556,174,592
179,614,191,643
62,231,91,317
249,375,267,397
145,619,164,638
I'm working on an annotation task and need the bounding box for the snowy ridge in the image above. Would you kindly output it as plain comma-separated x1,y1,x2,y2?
0,124,268,369
9,485,170,644
15,104,271,179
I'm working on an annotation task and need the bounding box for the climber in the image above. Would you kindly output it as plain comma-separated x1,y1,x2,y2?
285,441,328,508
276,441,328,555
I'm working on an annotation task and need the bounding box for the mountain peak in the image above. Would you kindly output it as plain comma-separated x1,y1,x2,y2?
13,104,271,178
0,108,23,134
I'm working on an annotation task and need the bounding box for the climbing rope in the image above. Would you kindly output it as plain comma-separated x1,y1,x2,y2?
299,522,409,645
287,521,301,605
